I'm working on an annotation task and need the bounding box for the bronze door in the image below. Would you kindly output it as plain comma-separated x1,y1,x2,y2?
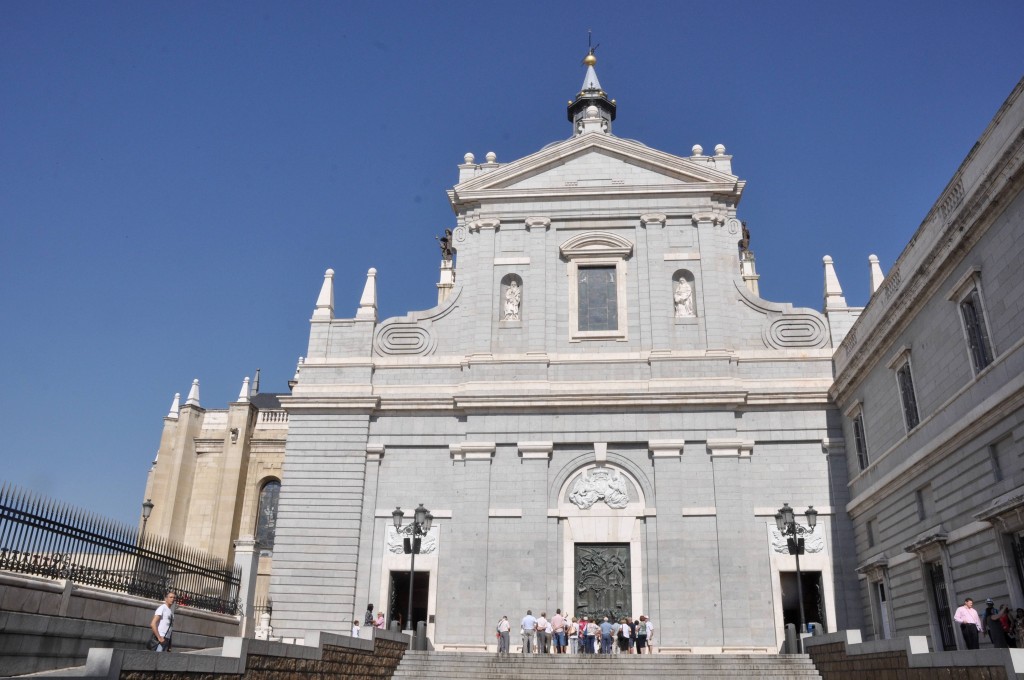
574,543,631,621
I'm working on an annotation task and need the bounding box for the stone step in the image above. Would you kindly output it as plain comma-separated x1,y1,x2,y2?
392,651,821,679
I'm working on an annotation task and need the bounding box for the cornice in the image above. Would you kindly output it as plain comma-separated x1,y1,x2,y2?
833,126,1024,396
452,133,738,194
452,182,744,205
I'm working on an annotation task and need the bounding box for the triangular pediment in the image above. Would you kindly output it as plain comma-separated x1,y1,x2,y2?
453,133,738,196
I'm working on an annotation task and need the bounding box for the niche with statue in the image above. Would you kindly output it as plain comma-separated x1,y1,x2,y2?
500,274,523,326
672,270,697,322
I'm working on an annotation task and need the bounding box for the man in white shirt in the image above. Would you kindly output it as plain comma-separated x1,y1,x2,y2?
496,615,511,654
150,591,175,652
953,597,982,649
535,612,549,653
521,610,537,653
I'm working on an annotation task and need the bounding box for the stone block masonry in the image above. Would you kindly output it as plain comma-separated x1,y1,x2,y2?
804,629,1024,679
29,629,408,680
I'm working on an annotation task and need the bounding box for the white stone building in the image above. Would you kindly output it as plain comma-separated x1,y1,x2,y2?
835,77,1024,649
262,53,864,651
139,58,1024,654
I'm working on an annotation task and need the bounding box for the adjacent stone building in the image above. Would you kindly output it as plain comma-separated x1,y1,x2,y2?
142,376,288,606
835,77,1024,649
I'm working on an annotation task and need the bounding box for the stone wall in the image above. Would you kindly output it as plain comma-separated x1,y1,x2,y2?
0,572,238,676
805,629,1024,679
34,629,408,680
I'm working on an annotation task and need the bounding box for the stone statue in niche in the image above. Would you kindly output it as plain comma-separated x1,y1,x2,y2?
569,468,629,510
674,279,695,318
769,524,824,554
503,280,521,321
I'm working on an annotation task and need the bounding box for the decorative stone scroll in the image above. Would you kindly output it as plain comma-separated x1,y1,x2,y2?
762,314,829,349
770,524,824,554
569,468,629,510
386,525,439,555
374,323,437,356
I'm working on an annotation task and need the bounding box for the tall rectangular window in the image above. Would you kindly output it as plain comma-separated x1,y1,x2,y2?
960,288,993,372
577,266,618,332
853,412,869,470
896,362,920,430
915,489,926,521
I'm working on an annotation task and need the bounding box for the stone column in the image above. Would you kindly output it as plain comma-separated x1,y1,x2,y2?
439,442,494,645
234,536,262,637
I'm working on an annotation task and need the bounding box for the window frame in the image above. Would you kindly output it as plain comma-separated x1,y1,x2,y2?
948,268,995,375
847,402,870,471
254,477,281,555
887,347,920,432
560,231,633,342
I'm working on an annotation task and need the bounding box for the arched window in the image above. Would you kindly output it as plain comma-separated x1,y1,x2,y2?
255,479,281,554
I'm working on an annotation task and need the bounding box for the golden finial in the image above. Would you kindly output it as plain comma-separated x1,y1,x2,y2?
583,53,597,67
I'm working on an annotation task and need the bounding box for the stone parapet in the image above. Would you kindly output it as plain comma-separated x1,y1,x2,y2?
0,572,239,677
804,629,1024,679
27,629,408,680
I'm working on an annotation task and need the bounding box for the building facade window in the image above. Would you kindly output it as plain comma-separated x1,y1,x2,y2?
949,268,995,375
852,410,869,470
577,266,618,331
255,479,281,554
873,580,893,640
560,230,633,341
896,362,920,430
959,288,993,372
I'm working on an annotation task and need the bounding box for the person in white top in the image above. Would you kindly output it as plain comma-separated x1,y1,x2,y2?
150,591,175,652
496,615,511,653
351,619,360,637
644,616,655,652
535,612,549,653
568,617,579,654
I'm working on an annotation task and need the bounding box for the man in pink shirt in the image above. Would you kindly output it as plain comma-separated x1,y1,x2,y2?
953,597,982,649
550,609,566,653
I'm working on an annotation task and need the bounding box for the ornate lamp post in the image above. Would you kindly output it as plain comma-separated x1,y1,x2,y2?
392,504,433,632
140,499,154,544
775,503,818,651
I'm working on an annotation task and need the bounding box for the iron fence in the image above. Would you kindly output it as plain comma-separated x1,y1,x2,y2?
0,482,240,615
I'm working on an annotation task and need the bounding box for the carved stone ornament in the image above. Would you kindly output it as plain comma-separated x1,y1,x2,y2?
770,524,824,554
674,279,695,318
503,280,521,321
386,525,438,555
569,468,630,510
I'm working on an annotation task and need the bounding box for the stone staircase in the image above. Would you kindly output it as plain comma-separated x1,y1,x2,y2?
392,650,822,679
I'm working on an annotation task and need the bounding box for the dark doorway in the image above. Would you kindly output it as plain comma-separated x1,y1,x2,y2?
388,571,429,630
927,562,957,651
575,543,631,622
780,571,824,632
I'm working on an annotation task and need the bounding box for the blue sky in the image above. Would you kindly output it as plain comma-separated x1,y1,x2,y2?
2,1,1022,525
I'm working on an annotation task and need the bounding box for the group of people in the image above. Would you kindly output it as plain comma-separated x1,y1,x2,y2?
953,597,1024,649
352,603,388,636
496,610,654,655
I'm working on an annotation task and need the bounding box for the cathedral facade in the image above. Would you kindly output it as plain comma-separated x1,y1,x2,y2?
140,61,1024,653
260,55,863,651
